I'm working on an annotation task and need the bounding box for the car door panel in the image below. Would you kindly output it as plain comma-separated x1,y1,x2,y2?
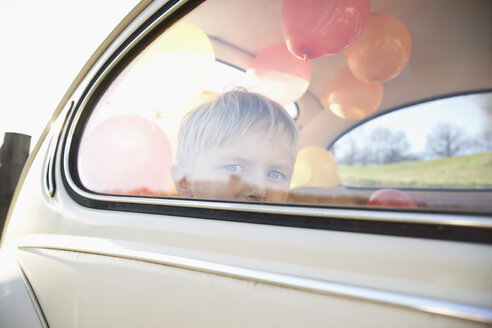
14,232,492,327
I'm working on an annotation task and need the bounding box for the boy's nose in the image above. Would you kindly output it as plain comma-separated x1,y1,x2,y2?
244,176,267,202
245,186,267,202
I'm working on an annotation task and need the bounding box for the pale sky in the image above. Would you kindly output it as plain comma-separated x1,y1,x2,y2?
349,94,490,153
332,93,492,159
0,0,139,151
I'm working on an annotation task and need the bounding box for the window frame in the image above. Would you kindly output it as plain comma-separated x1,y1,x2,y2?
58,0,492,244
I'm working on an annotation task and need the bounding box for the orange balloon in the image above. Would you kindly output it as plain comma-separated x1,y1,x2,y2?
344,14,412,83
321,69,383,119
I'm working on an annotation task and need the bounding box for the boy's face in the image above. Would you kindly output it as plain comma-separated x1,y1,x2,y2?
177,130,296,203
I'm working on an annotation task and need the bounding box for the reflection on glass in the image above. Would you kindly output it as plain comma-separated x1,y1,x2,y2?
172,90,298,203
331,93,492,190
75,0,492,214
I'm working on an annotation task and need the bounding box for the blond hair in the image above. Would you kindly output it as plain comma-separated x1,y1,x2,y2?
176,90,299,170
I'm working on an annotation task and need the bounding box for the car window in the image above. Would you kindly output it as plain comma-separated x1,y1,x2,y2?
331,93,492,189
74,0,492,215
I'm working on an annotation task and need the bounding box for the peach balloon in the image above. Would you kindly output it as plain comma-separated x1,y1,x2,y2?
140,22,215,114
246,43,311,105
290,158,312,189
345,14,412,83
291,146,340,188
321,69,383,119
78,115,173,196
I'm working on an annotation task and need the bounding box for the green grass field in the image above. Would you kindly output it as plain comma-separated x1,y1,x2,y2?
339,152,492,189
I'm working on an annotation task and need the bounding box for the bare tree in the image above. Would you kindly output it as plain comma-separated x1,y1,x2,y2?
426,123,470,158
472,94,492,153
334,137,359,166
332,128,413,165
369,128,411,164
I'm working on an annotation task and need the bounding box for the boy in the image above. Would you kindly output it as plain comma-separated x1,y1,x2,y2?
172,90,299,203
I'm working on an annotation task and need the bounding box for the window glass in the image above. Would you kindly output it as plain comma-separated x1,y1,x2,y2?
331,93,492,189
76,0,492,213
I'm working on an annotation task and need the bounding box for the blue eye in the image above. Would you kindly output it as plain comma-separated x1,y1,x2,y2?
224,164,243,174
267,170,285,181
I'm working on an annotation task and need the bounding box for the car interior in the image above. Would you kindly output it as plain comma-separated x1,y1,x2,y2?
76,0,492,215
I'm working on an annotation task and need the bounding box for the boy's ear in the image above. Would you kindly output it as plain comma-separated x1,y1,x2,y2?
171,164,193,197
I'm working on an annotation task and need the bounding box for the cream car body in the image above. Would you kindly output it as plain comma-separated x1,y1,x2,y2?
1,0,491,327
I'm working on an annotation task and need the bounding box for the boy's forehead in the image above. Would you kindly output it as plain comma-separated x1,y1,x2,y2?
226,125,292,143
216,129,297,158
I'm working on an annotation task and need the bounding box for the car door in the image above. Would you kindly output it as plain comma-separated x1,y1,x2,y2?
2,0,492,327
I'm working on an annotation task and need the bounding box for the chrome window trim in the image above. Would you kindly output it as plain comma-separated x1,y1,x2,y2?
16,235,492,324
64,183,492,228
58,0,492,230
43,101,74,198
43,135,56,198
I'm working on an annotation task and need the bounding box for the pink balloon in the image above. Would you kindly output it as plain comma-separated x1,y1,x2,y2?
282,0,371,60
366,189,418,208
78,115,172,195
247,43,311,105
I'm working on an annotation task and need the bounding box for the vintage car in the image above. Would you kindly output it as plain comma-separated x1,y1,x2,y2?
1,0,491,327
